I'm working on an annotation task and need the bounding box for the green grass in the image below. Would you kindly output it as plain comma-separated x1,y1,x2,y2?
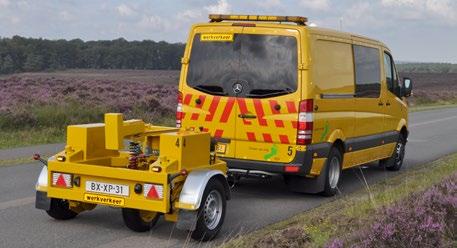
221,153,457,248
0,127,64,149
0,102,174,149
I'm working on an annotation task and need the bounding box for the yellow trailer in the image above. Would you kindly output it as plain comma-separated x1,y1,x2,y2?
35,113,230,241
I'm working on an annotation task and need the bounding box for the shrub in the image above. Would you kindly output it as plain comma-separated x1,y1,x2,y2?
327,173,457,247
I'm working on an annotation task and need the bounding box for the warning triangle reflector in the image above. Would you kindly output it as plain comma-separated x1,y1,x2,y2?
56,174,67,187
147,186,159,198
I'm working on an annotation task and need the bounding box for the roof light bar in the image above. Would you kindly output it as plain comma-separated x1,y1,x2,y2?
209,14,308,25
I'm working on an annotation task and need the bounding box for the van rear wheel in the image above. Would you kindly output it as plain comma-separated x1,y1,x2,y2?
122,209,160,232
321,147,342,197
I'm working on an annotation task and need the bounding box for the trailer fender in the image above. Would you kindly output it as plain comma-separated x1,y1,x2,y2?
176,169,229,231
177,169,230,211
36,166,48,190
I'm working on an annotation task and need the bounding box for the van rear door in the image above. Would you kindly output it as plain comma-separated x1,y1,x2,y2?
233,28,302,163
182,27,243,158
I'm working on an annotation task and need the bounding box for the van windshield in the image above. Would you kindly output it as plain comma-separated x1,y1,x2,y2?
186,34,298,97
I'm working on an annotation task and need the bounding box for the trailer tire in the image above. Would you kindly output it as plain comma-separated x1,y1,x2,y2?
122,209,159,232
46,198,78,220
191,178,226,241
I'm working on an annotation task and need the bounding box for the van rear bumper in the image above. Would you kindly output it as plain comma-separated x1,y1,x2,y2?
221,143,331,176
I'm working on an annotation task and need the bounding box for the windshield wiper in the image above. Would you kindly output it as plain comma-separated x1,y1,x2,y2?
246,88,294,98
193,85,227,96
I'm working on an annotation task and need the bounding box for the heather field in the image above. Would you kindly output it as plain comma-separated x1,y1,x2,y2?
222,153,457,248
0,69,456,148
0,70,179,148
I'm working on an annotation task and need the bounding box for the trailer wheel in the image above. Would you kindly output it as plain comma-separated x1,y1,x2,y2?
380,134,406,171
321,147,342,197
122,209,159,232
46,198,78,220
191,178,226,241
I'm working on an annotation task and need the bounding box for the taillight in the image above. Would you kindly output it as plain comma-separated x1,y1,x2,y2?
144,184,164,199
51,172,72,188
296,99,313,145
176,91,183,128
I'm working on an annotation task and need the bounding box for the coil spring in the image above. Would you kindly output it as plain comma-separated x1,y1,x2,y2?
128,141,142,169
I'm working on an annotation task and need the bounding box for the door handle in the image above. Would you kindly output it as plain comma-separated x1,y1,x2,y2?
386,102,391,106
238,113,257,119
378,102,384,106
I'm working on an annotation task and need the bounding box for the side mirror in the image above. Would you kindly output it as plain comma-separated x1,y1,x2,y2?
402,78,412,97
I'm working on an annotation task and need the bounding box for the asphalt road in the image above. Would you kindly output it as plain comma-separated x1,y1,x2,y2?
1,107,457,248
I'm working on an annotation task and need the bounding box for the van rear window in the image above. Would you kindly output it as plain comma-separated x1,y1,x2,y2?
186,34,298,97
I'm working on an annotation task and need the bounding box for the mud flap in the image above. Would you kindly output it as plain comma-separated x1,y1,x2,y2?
35,191,51,211
176,210,198,231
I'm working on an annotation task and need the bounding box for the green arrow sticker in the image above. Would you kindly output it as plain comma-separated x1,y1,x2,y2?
264,144,278,160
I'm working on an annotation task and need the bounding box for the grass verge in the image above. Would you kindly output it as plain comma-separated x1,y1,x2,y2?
410,103,457,112
0,127,64,149
221,153,457,248
0,156,38,167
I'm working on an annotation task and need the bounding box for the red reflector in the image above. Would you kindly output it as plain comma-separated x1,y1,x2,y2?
147,186,159,198
56,174,66,186
52,172,72,188
144,184,164,199
284,165,300,173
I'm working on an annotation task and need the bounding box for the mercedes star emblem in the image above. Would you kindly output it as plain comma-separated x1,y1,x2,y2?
232,83,243,94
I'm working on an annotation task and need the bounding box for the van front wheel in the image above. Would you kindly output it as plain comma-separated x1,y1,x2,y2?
380,135,406,171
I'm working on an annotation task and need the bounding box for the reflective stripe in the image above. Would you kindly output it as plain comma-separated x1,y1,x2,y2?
190,95,206,120
237,98,252,125
269,100,285,128
205,96,221,121
183,94,192,105
246,132,256,141
263,133,273,143
279,135,290,144
220,97,235,123
214,129,224,138
253,99,267,126
286,101,297,113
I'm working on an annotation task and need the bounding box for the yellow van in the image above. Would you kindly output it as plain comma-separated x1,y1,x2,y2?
177,15,413,196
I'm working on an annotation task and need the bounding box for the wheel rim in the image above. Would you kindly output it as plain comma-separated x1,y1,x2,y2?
203,190,223,230
329,156,340,189
139,210,157,223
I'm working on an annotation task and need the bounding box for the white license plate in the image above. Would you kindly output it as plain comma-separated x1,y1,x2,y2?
85,181,129,197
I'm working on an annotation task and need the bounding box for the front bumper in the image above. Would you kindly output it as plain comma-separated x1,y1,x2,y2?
222,143,331,176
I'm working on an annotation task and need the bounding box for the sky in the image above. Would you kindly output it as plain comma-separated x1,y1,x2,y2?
0,0,456,63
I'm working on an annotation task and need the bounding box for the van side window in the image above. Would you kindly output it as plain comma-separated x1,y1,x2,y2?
353,45,381,98
383,52,401,98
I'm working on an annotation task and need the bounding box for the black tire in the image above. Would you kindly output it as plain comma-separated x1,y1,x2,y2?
191,178,227,242
321,147,343,197
46,198,78,220
380,134,406,171
122,208,160,232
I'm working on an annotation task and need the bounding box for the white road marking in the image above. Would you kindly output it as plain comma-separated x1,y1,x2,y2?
0,196,35,211
410,115,457,128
